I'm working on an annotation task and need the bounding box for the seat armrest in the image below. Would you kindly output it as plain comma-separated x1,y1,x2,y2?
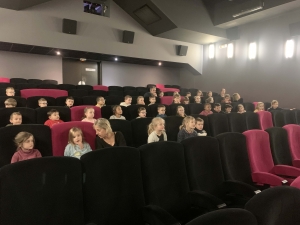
252,172,288,186
218,180,261,198
187,190,226,210
272,165,300,177
143,205,180,225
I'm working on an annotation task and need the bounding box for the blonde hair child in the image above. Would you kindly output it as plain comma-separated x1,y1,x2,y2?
147,117,167,143
82,107,97,123
177,106,187,117
177,116,197,142
237,104,246,114
254,102,264,113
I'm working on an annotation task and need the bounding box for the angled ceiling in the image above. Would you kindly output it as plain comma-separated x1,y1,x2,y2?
0,0,51,10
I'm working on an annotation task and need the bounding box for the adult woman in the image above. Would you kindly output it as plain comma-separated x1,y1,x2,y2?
94,118,126,149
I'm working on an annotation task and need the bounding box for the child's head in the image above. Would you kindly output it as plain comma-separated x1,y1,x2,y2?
65,97,74,107
204,103,212,111
180,116,195,130
205,97,214,103
148,117,165,134
207,91,212,97
186,92,191,97
173,94,181,104
271,100,279,109
225,104,233,113
84,107,95,119
232,93,240,101
113,105,122,115
124,95,132,104
173,92,180,96
214,103,221,112
221,88,226,95
68,127,84,145
238,104,245,112
195,117,204,131
137,96,145,105
256,102,265,111
157,105,166,115
182,97,189,105
197,90,203,96
149,95,156,104
47,109,60,121
177,106,185,117
159,91,164,97
4,98,17,108
138,107,147,118
14,132,34,151
149,86,157,95
10,112,22,125
194,96,201,103
6,87,15,96
38,98,48,107
96,96,105,106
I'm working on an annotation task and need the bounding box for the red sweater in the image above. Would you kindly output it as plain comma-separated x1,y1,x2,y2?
11,149,42,163
44,119,64,127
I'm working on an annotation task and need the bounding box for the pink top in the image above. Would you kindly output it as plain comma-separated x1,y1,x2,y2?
200,110,213,116
44,119,64,127
11,149,42,163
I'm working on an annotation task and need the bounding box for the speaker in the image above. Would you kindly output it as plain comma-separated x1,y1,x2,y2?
290,22,300,36
226,27,240,40
123,31,135,44
177,45,188,56
62,18,77,35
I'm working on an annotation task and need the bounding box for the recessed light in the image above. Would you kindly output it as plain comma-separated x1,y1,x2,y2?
56,51,61,55
158,62,162,66
80,58,87,62
115,57,118,61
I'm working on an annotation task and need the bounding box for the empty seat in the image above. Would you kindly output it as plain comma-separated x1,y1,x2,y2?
82,96,97,105
76,85,93,90
68,89,89,97
123,86,136,91
0,107,36,127
26,96,56,109
0,124,52,167
109,119,133,146
93,85,108,91
57,84,76,91
105,96,123,105
0,157,84,225
37,84,58,89
136,87,148,95
189,103,204,114
257,111,273,130
42,79,58,84
227,112,248,133
0,83,14,89
124,90,139,96
208,113,229,136
271,110,285,127
36,106,71,124
55,96,83,107
245,112,260,130
131,118,152,147
27,79,43,84
10,78,27,84
164,116,183,141
88,90,108,97
70,106,101,121
189,88,198,96
283,124,300,168
108,86,123,92
15,83,38,90
282,110,297,125
100,105,113,119
108,90,124,96
244,102,255,112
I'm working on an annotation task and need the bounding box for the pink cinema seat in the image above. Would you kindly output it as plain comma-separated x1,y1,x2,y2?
156,84,165,89
257,111,273,130
160,96,185,105
51,121,96,156
243,130,300,187
21,89,68,98
93,85,109,91
160,88,180,93
0,77,10,83
70,106,101,121
283,124,300,168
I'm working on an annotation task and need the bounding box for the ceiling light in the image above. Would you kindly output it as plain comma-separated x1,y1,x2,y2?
208,44,215,59
285,39,294,58
115,57,118,61
80,58,86,62
56,51,61,55
227,43,234,58
249,42,257,60
158,62,162,66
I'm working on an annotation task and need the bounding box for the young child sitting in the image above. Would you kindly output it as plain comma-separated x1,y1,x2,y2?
65,96,74,108
64,127,92,159
147,117,167,143
194,96,201,104
195,117,207,136
156,105,167,118
6,112,22,126
205,97,214,103
82,107,97,123
224,104,233,114
196,90,203,97
159,91,164,97
254,102,265,113
173,94,181,104
177,116,197,142
232,93,242,103
4,98,17,108
11,132,42,163
221,94,232,104
95,96,106,108
200,103,213,116
206,91,213,98
237,104,246,114
177,106,187,118
6,87,15,96
182,97,189,105
137,96,145,105
110,105,126,120
38,98,48,107
213,103,223,113
220,88,226,98
186,92,191,98
137,107,147,118
120,95,132,107
44,109,64,127
148,95,156,106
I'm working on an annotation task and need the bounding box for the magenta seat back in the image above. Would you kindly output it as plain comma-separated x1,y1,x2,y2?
70,106,101,121
243,130,275,173
257,111,273,130
51,121,96,156
21,89,68,98
160,96,173,105
0,77,10,83
283,124,300,161
93,85,108,91
160,88,180,93
156,84,165,89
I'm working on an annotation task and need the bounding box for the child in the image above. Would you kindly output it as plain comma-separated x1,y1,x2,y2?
7,112,22,126
177,106,187,117
4,98,17,108
206,91,213,98
237,104,246,114
173,94,181,104
205,97,214,103
254,102,265,113
95,96,106,108
11,132,42,163
137,107,147,118
6,87,15,96
82,107,97,123
64,127,92,159
44,109,64,127
177,116,197,142
224,104,233,114
120,95,132,107
200,103,213,116
220,88,226,98
194,96,201,104
213,103,223,113
65,96,74,108
221,94,232,103
196,90,203,97
148,95,156,106
159,91,164,97
137,96,145,105
186,92,191,98
147,117,167,143
182,97,189,105
110,105,126,120
232,93,242,103
195,117,207,136
157,105,167,118
38,98,48,107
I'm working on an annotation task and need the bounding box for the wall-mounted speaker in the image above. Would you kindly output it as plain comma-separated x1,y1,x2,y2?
226,27,240,40
289,22,300,37
62,18,77,35
177,45,188,56
123,30,135,44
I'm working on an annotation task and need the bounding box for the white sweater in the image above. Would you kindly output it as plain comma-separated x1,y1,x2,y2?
148,131,167,143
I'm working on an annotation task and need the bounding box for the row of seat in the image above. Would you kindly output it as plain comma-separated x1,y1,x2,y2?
0,78,58,84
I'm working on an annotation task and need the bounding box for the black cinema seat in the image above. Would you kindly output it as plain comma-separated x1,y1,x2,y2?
27,79,43,84
127,105,150,120
100,105,113,119
164,116,183,141
82,96,97,105
89,90,108,97
108,90,124,96
0,88,20,96
26,96,56,109
131,118,152,147
0,96,26,108
37,83,58,89
57,84,76,91
15,83,38,90
109,119,133,146
0,124,52,168
105,96,123,105
10,78,27,84
0,157,84,225
42,79,58,84
69,89,89,97
136,87,148,96
207,113,229,136
124,90,139,96
35,106,71,124
123,86,136,91
245,112,260,130
189,103,204,114
227,112,248,133
0,83,15,89
0,107,36,127
244,103,254,112
108,86,123,92
76,85,93,90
